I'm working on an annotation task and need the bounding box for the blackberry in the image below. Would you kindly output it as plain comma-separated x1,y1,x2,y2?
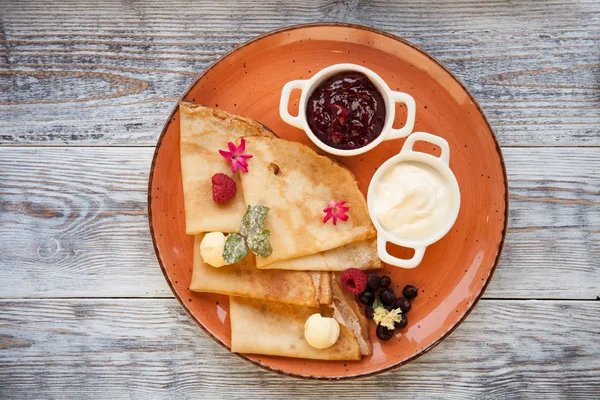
393,297,411,313
403,285,418,299
380,276,391,288
358,291,375,305
376,325,394,341
380,288,396,305
367,274,381,291
394,313,408,329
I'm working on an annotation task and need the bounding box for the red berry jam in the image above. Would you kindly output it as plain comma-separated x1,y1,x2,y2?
306,72,386,150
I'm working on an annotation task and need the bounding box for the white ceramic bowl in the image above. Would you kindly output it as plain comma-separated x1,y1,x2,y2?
367,132,461,268
279,63,416,156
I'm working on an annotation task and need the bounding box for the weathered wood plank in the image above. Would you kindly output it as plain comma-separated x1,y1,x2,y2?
0,147,598,299
0,299,598,398
0,1,597,398
0,0,598,146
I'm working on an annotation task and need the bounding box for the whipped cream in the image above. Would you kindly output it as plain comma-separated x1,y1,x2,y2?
304,313,340,349
373,161,453,241
200,232,228,268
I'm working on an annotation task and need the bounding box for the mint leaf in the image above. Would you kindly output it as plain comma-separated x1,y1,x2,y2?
373,296,383,310
247,228,273,257
241,205,270,238
223,233,248,264
240,205,272,258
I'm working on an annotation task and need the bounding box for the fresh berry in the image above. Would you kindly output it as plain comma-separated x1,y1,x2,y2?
393,297,411,313
358,291,375,305
394,313,408,329
365,305,375,319
341,268,367,295
403,285,418,299
380,288,396,305
380,275,391,288
376,324,394,341
384,304,393,312
211,173,237,203
367,274,381,291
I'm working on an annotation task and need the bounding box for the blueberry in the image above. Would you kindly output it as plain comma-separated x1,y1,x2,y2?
376,325,394,341
367,274,381,291
393,297,411,313
394,314,408,329
358,291,375,305
384,304,393,311
380,288,396,305
365,305,374,319
403,285,418,299
380,276,391,288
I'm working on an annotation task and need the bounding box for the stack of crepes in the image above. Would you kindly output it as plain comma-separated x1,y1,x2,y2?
180,102,380,360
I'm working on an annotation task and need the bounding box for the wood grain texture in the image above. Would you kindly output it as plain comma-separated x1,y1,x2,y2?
0,1,599,396
0,299,598,399
0,0,599,146
0,147,598,299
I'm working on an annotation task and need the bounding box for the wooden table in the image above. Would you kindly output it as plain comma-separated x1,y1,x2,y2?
1,1,598,398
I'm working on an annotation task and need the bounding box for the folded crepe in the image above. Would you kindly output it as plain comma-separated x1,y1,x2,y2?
263,239,381,271
189,234,331,307
330,276,372,356
180,103,274,234
181,104,379,271
230,284,371,360
239,136,377,267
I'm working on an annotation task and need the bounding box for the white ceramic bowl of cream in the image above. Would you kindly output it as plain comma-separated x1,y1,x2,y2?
367,132,461,268
279,63,416,157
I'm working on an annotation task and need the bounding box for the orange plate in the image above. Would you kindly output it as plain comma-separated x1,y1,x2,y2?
148,23,508,379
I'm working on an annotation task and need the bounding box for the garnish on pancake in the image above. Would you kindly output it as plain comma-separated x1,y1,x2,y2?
323,199,349,225
181,104,379,360
219,138,253,173
223,205,273,264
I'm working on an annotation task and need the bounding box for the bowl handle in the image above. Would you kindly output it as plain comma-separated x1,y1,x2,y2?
400,131,450,165
377,234,425,269
386,91,416,140
279,80,307,128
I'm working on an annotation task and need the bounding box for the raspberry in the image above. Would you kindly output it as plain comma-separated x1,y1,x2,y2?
340,268,367,295
211,173,237,204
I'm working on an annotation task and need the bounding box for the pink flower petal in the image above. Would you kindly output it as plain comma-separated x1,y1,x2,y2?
219,139,253,173
236,161,249,173
219,149,232,160
323,199,349,225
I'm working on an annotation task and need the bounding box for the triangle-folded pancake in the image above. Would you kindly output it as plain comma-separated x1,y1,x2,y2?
180,103,275,234
230,296,363,361
239,136,376,267
189,234,331,307
262,239,381,271
331,277,372,356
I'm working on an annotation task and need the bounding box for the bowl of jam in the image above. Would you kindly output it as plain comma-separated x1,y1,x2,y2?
279,63,416,156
